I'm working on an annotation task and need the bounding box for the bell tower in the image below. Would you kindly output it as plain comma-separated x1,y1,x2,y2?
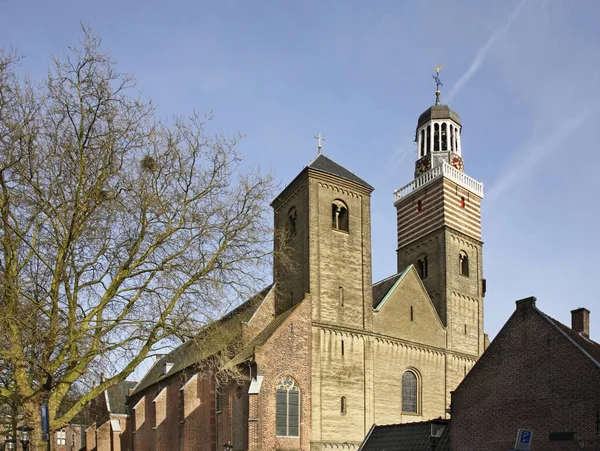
393,72,485,357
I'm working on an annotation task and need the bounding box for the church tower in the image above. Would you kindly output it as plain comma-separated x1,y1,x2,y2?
394,83,485,358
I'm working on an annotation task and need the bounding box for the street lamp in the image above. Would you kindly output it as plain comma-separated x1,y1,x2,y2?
430,417,448,451
16,426,32,451
4,438,16,451
223,442,233,451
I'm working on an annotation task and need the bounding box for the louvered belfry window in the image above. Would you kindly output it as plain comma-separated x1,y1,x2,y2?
276,376,300,437
402,371,418,413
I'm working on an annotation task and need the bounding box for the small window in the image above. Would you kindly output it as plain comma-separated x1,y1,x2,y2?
339,286,344,307
402,370,418,413
460,196,465,208
341,396,347,414
464,324,467,335
417,199,422,212
276,376,300,437
288,207,297,236
57,430,66,445
341,340,345,356
416,256,428,279
410,306,414,322
459,252,469,277
332,200,349,232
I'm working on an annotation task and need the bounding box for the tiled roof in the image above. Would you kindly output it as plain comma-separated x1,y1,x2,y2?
360,421,451,451
308,154,374,190
133,285,273,395
106,381,137,415
544,314,600,367
372,273,403,308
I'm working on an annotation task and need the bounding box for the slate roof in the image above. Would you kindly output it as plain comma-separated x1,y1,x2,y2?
417,104,461,129
360,421,451,451
544,314,600,367
133,284,273,395
372,273,403,308
308,154,374,190
106,381,137,415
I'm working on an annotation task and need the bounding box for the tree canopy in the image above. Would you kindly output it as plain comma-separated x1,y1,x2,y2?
0,30,274,441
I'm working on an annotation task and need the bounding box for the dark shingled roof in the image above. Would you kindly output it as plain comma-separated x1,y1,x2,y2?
360,421,450,451
417,104,461,130
308,154,374,190
372,273,403,308
107,381,137,415
133,285,273,395
544,314,600,366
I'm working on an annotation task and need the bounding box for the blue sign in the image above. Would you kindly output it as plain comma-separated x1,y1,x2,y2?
515,429,534,450
40,405,49,434
520,431,531,443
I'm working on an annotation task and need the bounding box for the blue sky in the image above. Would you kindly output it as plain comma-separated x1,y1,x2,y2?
2,0,599,340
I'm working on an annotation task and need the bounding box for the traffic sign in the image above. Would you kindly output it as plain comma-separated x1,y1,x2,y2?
514,429,533,450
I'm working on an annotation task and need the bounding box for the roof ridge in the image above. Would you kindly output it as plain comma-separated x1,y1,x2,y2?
373,272,403,287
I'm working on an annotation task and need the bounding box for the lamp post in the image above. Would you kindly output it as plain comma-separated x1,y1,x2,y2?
430,417,448,451
4,438,16,451
16,426,32,451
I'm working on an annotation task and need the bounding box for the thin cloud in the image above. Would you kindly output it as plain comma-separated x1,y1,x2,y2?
446,0,532,103
485,107,598,206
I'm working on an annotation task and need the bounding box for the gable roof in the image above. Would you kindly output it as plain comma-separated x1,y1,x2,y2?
106,381,137,415
359,421,450,451
372,268,408,309
308,154,374,190
133,284,273,395
543,314,600,368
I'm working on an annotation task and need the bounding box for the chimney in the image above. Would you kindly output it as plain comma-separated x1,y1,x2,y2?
571,308,590,337
515,296,536,312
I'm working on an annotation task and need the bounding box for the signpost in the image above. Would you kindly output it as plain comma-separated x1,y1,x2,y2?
513,429,534,450
40,405,51,451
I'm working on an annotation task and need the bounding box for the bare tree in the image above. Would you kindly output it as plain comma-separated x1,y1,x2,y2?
0,29,274,448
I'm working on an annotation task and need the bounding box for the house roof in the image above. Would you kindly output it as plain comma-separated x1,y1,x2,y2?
308,154,374,190
132,284,273,395
106,381,137,415
543,314,600,367
359,421,451,451
372,272,404,308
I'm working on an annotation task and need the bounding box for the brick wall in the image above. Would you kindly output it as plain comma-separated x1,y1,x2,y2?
451,299,600,450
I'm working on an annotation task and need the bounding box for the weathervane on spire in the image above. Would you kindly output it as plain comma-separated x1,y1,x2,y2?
315,133,325,154
433,64,444,105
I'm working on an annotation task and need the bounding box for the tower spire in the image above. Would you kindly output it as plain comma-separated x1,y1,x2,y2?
433,64,444,105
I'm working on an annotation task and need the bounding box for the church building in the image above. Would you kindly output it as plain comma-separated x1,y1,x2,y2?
115,89,487,451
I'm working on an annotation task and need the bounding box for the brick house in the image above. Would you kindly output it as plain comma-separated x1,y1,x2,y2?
450,297,600,450
102,93,488,451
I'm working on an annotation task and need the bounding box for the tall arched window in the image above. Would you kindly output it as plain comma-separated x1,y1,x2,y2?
441,122,448,150
340,396,347,414
288,207,297,237
426,125,431,154
332,200,349,232
402,370,418,413
420,129,425,157
434,123,440,151
416,255,428,279
276,376,300,437
459,251,469,277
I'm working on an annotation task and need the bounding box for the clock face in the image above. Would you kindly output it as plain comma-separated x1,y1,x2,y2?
415,155,431,176
450,156,464,171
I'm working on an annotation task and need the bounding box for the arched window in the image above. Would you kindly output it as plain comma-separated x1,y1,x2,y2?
276,376,300,437
402,370,418,413
441,122,448,150
450,126,454,151
420,129,425,157
426,125,431,154
416,255,428,279
417,199,422,212
459,251,469,277
341,396,347,414
287,207,297,236
460,196,465,208
332,200,349,232
434,123,440,151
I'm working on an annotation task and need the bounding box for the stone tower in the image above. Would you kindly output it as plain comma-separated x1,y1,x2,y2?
393,100,485,357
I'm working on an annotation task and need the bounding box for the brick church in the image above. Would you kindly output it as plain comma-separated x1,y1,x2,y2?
106,91,487,451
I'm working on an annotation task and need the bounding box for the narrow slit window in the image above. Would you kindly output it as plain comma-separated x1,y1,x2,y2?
464,324,467,335
459,252,469,277
339,286,344,307
341,396,347,414
426,125,431,154
417,256,428,279
288,207,297,236
410,306,414,322
417,200,422,212
420,129,425,157
341,340,345,356
460,196,465,208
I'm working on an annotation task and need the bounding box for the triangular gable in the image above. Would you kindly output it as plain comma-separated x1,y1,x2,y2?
373,265,445,347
